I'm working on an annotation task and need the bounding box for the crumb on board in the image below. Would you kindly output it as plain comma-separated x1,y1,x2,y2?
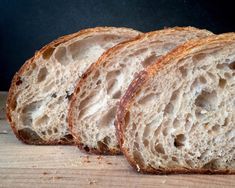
97,156,103,160
83,155,91,163
161,179,166,184
106,162,112,165
0,130,8,134
136,164,140,172
43,172,48,175
88,179,97,185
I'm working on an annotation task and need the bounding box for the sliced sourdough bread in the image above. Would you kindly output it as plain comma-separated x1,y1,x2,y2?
116,33,235,174
69,27,213,154
6,27,141,144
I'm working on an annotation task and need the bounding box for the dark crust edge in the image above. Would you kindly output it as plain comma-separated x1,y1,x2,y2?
68,26,213,154
6,26,141,145
116,32,235,174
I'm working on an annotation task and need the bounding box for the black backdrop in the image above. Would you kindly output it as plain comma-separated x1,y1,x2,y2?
1,0,234,91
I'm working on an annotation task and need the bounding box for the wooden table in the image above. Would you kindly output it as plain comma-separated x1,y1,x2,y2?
0,92,234,188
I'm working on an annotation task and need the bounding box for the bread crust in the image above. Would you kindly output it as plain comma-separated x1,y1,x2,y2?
116,33,235,174
68,27,213,154
6,27,141,145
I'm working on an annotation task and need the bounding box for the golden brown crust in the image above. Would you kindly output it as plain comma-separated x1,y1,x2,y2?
6,27,141,145
116,33,235,174
68,26,213,154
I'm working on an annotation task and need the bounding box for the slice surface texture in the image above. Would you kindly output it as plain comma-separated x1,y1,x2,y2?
7,27,141,144
69,27,213,154
116,33,235,174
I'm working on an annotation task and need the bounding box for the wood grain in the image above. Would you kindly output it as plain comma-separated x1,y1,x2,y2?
0,92,234,188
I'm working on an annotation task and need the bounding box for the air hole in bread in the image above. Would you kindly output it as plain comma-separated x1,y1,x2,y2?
43,82,55,93
35,115,49,127
173,119,180,128
103,136,111,145
96,80,101,85
10,97,17,111
179,66,188,77
21,115,32,126
223,117,229,126
143,139,149,147
174,134,186,148
83,146,90,152
224,72,232,79
47,129,52,135
18,128,43,143
54,47,69,66
37,67,48,83
195,90,217,110
172,156,178,162
143,125,151,138
133,150,144,167
107,79,117,95
162,122,171,136
125,111,130,125
185,159,194,167
138,93,156,106
208,72,217,80
228,61,235,70
141,55,159,68
164,103,174,114
155,143,165,154
97,140,109,152
219,78,227,88
42,47,55,60
79,92,97,110
112,90,121,99
106,70,121,81
199,76,207,84
202,159,219,169
93,70,100,80
20,100,43,126
216,63,226,70
211,124,220,133
15,77,23,85
100,107,116,128
53,127,58,133
192,53,206,62
162,43,175,51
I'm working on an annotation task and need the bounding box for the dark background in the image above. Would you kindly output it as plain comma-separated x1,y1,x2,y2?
1,0,234,91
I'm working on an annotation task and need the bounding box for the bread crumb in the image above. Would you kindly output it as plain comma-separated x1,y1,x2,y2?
0,130,8,134
83,155,91,163
136,164,140,172
106,162,112,165
97,156,103,160
161,179,166,184
43,172,48,175
88,179,96,185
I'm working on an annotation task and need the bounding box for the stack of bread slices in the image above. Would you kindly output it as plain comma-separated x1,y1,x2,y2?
6,26,235,174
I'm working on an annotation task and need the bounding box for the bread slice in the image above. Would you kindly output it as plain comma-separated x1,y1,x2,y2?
116,33,235,174
6,27,141,144
69,27,213,154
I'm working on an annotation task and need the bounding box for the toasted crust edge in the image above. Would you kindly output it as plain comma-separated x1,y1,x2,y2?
68,26,213,154
116,33,235,174
6,26,141,145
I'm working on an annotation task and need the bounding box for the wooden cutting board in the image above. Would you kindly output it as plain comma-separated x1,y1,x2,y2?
0,92,234,188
